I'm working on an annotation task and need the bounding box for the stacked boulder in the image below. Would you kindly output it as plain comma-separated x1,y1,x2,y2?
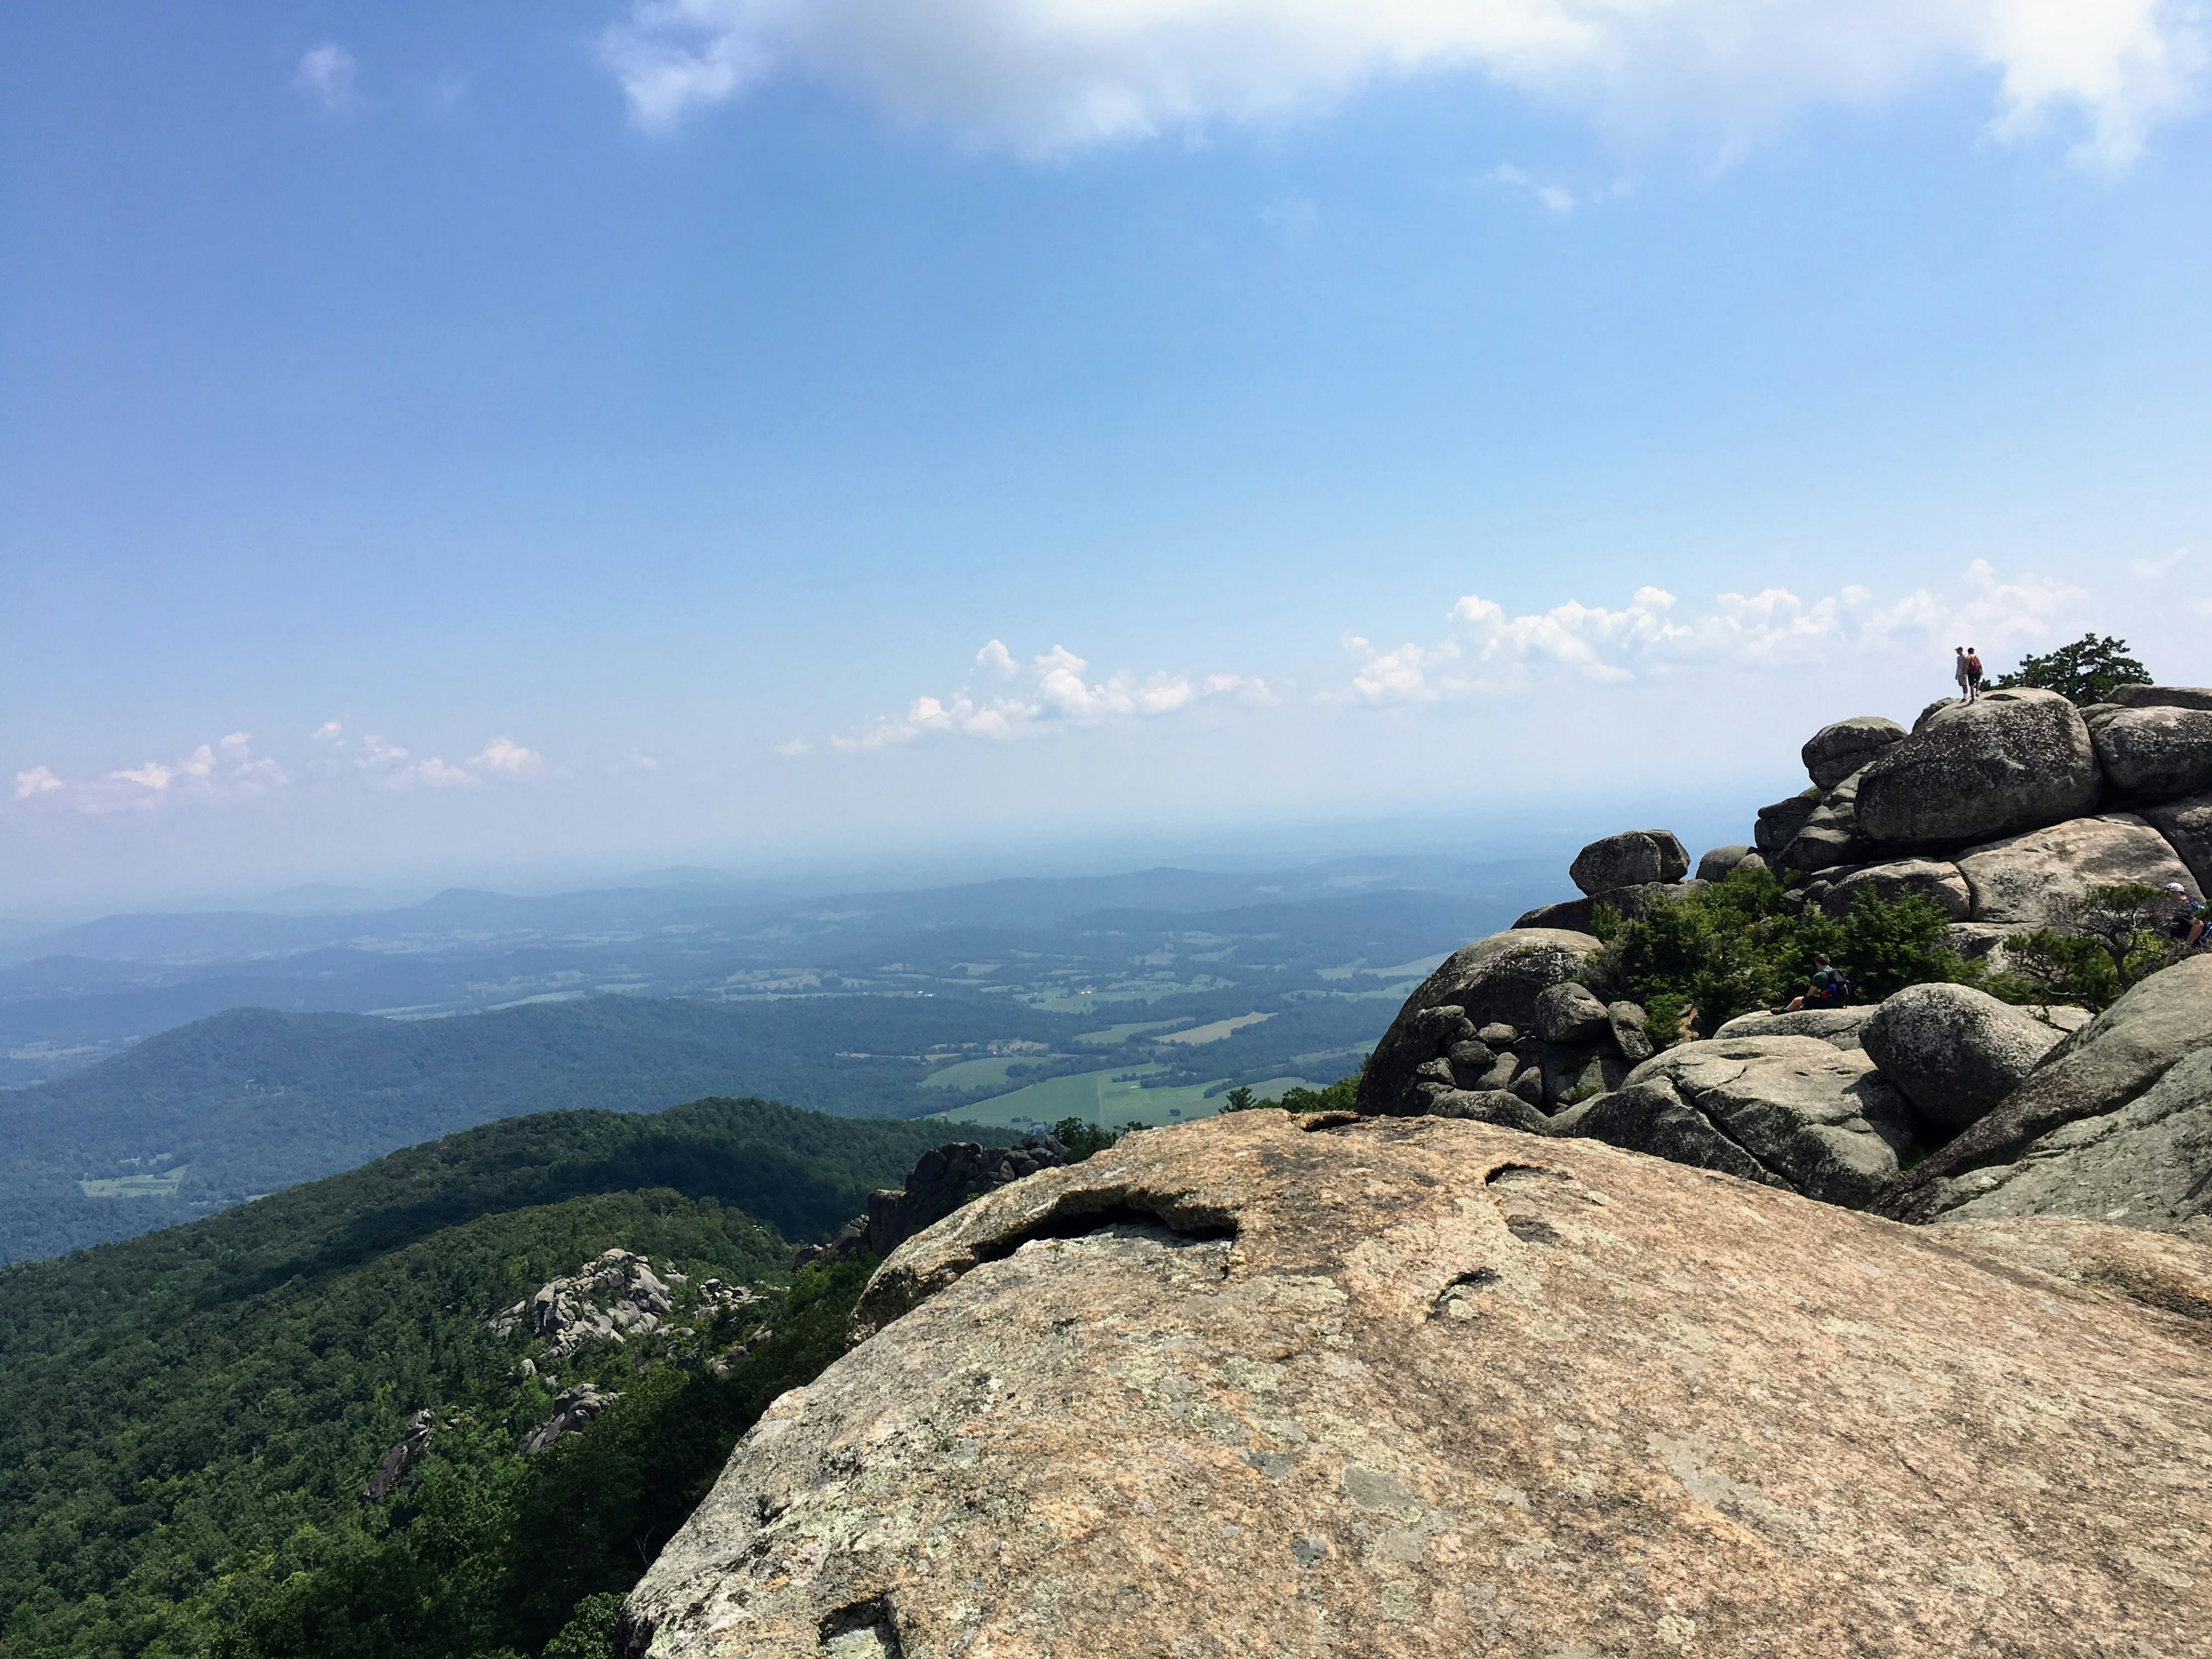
1361,683,2212,1238
800,1135,1073,1267
485,1247,680,1361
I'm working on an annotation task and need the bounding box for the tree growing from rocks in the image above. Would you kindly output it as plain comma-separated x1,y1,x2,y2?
2002,882,2179,1011
1993,633,2150,706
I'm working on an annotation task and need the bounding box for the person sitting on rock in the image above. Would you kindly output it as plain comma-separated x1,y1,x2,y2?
2166,882,2207,950
1786,955,1850,1010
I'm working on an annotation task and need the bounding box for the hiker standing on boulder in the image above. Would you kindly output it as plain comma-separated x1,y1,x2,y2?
1965,646,1984,698
1953,646,1976,703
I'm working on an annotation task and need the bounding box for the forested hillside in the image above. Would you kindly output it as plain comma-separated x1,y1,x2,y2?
0,997,1056,1260
0,1096,975,1659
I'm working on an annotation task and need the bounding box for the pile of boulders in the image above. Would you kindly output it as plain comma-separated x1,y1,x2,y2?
525,1382,622,1455
798,1135,1072,1267
485,1247,681,1360
1359,683,2212,1237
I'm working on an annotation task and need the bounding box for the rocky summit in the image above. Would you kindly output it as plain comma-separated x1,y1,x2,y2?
619,1111,2212,1658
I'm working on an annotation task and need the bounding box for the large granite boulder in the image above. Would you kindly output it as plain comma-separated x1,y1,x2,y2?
805,1138,1073,1265
1933,1050,2212,1236
1860,983,2069,1133
2108,683,2212,713
1531,981,1609,1044
1856,688,2101,849
1693,843,1756,882
1816,856,1972,920
2085,703,2212,802
1955,812,2200,925
1775,768,1872,873
1800,714,1906,791
2143,787,2212,891
1574,1035,1925,1208
619,1111,2212,1659
1753,791,1819,859
1356,929,1601,1118
1883,956,2212,1224
1567,829,1689,895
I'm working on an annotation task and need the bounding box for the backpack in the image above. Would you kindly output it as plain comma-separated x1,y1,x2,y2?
1965,653,1983,681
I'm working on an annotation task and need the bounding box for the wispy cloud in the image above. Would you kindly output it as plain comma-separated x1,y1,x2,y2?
13,766,60,801
294,43,359,112
2130,548,2189,581
1334,559,2089,703
597,0,2203,166
472,736,545,777
830,640,1272,753
1484,163,1575,215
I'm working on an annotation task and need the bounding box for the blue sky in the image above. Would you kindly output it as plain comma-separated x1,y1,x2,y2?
5,1,2210,909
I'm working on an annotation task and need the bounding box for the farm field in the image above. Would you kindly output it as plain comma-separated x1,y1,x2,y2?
935,1066,1315,1132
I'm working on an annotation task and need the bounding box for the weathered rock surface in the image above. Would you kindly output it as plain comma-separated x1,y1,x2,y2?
362,1408,440,1505
1883,956,2212,1224
1532,982,1609,1044
803,1138,1072,1266
1568,829,1689,895
1932,1049,2212,1236
2143,787,2212,893
1753,792,1819,859
527,1382,620,1455
1775,768,1872,873
2109,683,2212,713
1575,1036,1925,1208
1693,843,1754,882
619,1112,2212,1659
1857,688,2102,849
2085,703,2212,802
1859,983,2068,1133
1816,857,1971,920
1709,1007,1872,1050
1800,714,1906,791
1931,1213,2212,1315
1356,930,1601,1118
1955,812,2199,925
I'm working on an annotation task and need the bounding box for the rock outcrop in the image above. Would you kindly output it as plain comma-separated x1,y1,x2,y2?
1883,956,2212,1225
362,1408,442,1505
801,1138,1072,1267
619,1112,2212,1659
1776,767,1873,873
1800,714,1905,791
487,1248,677,1361
1576,1035,1925,1207
1709,1007,1872,1049
2142,788,2212,892
1356,929,1604,1117
1855,688,2102,849
526,1382,621,1455
1813,857,1971,920
1955,812,2199,925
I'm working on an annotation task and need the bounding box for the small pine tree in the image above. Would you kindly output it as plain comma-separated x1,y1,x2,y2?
1992,634,2150,706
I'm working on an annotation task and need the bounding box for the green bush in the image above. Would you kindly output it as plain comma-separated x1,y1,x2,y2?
1991,634,2150,706
1272,1070,1361,1114
1999,883,2181,1012
1592,867,1977,1036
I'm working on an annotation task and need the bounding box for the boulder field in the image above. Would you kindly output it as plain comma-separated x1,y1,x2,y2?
618,1112,2212,1658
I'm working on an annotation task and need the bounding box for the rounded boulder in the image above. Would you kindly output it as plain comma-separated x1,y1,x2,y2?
1861,983,2068,1134
1569,830,1690,895
1801,715,1907,792
1855,688,2101,849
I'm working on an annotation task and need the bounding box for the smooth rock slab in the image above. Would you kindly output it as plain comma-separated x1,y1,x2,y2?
1956,812,2200,925
2109,683,2212,713
1710,1007,1873,1050
618,1111,2212,1659
1857,687,2101,849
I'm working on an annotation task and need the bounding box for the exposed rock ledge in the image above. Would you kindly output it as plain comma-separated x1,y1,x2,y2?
619,1111,2212,1659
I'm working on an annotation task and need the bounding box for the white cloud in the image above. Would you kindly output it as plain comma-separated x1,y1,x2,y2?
597,0,2203,165
832,639,1270,752
1485,162,1575,214
361,734,410,765
1337,560,2088,702
109,761,173,791
2130,548,2189,581
396,757,478,790
294,43,360,112
472,736,546,777
774,737,813,757
312,720,344,742
13,766,61,801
